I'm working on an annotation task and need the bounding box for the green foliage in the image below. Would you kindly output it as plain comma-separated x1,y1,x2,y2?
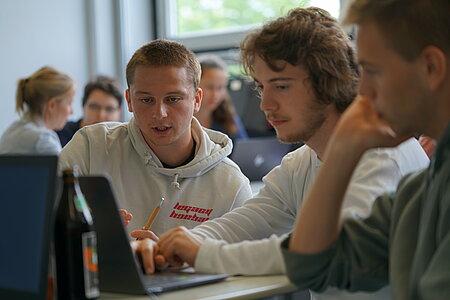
176,0,310,35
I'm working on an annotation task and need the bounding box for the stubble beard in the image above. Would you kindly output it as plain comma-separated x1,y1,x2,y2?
275,106,327,144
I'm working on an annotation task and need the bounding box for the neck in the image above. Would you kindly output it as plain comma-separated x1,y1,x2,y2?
41,109,53,130
424,93,450,140
305,109,341,160
146,128,196,167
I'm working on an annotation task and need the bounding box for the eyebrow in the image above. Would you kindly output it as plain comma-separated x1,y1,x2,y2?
133,90,188,95
253,77,296,84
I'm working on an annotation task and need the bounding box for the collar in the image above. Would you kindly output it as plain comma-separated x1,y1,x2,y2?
431,121,450,176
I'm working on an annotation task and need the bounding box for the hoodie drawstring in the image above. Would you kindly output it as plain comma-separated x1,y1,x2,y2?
144,152,153,165
171,173,180,189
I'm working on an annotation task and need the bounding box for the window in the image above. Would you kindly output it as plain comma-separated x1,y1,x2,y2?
156,0,342,51
154,0,345,136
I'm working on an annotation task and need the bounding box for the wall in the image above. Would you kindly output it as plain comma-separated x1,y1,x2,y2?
0,0,90,135
0,0,155,135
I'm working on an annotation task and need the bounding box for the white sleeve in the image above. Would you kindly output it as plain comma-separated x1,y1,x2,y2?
190,154,298,243
195,234,287,275
341,148,404,218
59,129,91,175
192,144,426,276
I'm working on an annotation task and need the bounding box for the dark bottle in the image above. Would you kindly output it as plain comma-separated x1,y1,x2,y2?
54,168,100,299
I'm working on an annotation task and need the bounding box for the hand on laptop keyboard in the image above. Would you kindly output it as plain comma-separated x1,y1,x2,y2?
130,238,160,274
157,226,201,267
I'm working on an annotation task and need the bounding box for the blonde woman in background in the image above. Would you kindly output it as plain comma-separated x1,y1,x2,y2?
195,54,248,143
0,66,75,154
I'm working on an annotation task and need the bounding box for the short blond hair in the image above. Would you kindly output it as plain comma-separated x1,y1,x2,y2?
126,39,201,90
344,0,450,61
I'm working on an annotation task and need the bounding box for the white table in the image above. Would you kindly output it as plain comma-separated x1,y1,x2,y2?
101,274,309,300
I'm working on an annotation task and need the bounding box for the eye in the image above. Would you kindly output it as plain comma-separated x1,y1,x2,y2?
275,84,289,90
167,97,181,103
253,84,263,95
363,67,378,76
87,103,101,111
140,98,152,103
105,107,118,113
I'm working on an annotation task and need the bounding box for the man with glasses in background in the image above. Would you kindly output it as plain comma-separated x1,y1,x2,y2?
56,75,123,147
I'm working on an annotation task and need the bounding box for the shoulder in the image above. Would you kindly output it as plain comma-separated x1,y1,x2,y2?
281,144,315,166
58,120,81,133
35,130,61,154
56,120,81,146
79,121,129,139
11,118,52,140
219,156,248,175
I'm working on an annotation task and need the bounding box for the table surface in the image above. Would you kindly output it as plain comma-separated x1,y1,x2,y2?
100,274,303,300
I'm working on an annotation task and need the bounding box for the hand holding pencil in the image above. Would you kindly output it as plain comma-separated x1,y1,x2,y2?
134,197,165,241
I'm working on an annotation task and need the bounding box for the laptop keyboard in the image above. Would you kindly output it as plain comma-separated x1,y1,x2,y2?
141,268,228,293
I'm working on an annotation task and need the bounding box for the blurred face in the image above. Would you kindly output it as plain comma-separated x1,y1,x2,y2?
357,21,430,136
253,56,327,143
199,68,228,112
48,87,75,130
82,89,121,126
126,65,201,151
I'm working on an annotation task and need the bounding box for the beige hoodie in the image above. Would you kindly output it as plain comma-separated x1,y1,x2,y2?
59,117,252,235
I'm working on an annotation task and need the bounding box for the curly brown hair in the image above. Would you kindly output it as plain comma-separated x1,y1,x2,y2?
240,7,359,113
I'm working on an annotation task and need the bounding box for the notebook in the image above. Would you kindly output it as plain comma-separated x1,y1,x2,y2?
231,137,292,181
0,155,59,300
78,176,229,295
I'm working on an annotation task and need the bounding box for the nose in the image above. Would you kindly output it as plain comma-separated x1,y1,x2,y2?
153,101,168,119
259,88,278,113
207,89,216,101
98,108,108,121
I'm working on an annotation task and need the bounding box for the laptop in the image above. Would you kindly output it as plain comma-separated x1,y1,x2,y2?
231,137,292,181
78,176,229,295
0,155,59,300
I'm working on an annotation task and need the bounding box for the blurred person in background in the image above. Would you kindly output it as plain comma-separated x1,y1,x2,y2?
56,75,123,147
194,54,248,143
0,66,75,154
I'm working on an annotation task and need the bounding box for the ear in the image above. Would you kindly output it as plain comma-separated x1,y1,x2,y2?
193,87,203,113
125,89,133,113
420,45,447,92
46,98,58,112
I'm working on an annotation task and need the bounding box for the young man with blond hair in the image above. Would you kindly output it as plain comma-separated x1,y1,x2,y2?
60,39,252,235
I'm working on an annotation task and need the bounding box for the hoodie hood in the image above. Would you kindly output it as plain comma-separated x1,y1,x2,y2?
128,117,233,183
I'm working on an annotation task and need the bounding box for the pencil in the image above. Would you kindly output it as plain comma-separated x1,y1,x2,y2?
143,197,165,230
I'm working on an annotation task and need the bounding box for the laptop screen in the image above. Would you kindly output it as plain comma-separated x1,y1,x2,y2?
0,156,58,299
230,137,292,181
